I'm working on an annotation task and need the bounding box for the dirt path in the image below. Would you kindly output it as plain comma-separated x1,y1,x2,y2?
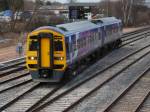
0,45,25,63
123,27,145,33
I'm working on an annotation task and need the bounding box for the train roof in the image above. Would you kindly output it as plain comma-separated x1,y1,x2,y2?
92,17,121,24
56,21,99,34
56,17,121,35
33,17,121,36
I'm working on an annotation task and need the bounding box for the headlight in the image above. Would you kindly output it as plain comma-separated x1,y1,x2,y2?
54,57,64,60
28,56,37,60
60,57,64,60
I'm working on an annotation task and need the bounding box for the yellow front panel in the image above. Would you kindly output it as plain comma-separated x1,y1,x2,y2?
41,38,50,67
26,29,67,71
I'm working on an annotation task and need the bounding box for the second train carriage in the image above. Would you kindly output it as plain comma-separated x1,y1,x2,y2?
26,17,122,82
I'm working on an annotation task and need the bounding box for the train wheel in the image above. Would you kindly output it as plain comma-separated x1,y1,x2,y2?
101,46,108,56
115,39,122,48
63,69,75,82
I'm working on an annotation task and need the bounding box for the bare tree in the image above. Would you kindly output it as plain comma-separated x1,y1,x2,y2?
120,0,146,26
99,0,147,26
24,0,44,31
7,0,24,31
121,0,133,26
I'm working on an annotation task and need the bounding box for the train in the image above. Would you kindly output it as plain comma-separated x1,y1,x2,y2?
26,17,123,82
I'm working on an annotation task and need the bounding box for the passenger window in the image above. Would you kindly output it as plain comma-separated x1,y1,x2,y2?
90,37,93,43
99,32,101,40
72,43,76,51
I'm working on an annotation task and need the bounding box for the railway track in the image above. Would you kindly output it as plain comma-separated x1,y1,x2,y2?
0,27,149,112
0,72,31,94
0,57,25,71
138,93,150,112
2,84,63,112
0,82,39,111
122,30,150,41
122,26,150,38
27,41,150,112
0,70,29,84
0,57,30,92
121,32,150,47
6,33,145,112
72,64,150,112
103,69,150,112
0,57,26,78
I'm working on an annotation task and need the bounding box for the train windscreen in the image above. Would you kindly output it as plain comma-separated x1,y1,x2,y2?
29,40,38,51
54,40,63,51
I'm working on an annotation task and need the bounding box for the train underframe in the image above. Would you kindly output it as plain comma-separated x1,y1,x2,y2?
30,69,64,82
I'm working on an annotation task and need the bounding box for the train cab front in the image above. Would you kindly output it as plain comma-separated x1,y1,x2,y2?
26,29,67,82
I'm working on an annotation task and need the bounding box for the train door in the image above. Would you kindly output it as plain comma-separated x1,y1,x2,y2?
39,33,53,68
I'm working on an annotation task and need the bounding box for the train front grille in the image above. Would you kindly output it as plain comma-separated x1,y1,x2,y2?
54,65,64,69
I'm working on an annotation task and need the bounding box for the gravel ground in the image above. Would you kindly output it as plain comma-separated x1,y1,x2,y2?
139,94,150,112
4,85,57,112
0,46,25,62
0,69,29,83
69,53,150,112
0,82,38,109
39,48,150,112
108,71,150,112
0,75,31,92
30,35,150,109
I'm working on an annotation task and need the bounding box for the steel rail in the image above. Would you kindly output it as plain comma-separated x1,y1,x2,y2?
102,68,150,112
0,72,29,85
122,26,150,38
62,50,150,112
135,91,150,112
0,77,32,94
0,65,26,78
31,44,150,112
0,82,40,111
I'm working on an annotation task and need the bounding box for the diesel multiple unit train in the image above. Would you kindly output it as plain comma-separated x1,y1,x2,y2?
26,17,123,82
